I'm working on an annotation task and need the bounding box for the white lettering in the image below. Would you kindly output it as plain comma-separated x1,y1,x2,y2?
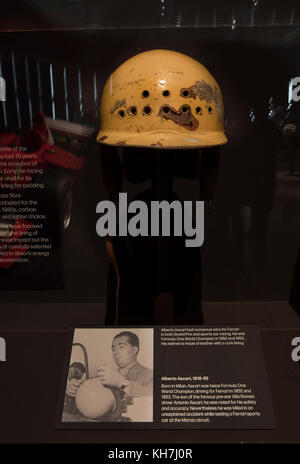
96,201,116,236
0,77,5,102
0,337,6,362
289,77,300,103
184,201,204,247
291,336,300,362
95,194,205,247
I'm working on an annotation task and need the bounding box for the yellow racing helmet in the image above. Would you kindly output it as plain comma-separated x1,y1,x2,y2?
97,49,227,149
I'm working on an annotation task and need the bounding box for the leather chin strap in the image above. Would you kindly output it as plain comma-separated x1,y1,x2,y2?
106,238,120,325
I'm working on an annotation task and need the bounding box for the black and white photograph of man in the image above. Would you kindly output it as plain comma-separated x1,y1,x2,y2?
62,328,154,423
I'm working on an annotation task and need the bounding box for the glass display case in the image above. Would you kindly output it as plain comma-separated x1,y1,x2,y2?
0,0,299,446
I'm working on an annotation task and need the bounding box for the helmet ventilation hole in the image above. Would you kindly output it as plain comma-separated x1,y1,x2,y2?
118,110,125,118
142,90,150,98
208,106,213,114
181,105,189,113
182,89,190,97
196,106,202,115
162,90,170,97
143,105,152,115
128,106,137,116
162,105,170,113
